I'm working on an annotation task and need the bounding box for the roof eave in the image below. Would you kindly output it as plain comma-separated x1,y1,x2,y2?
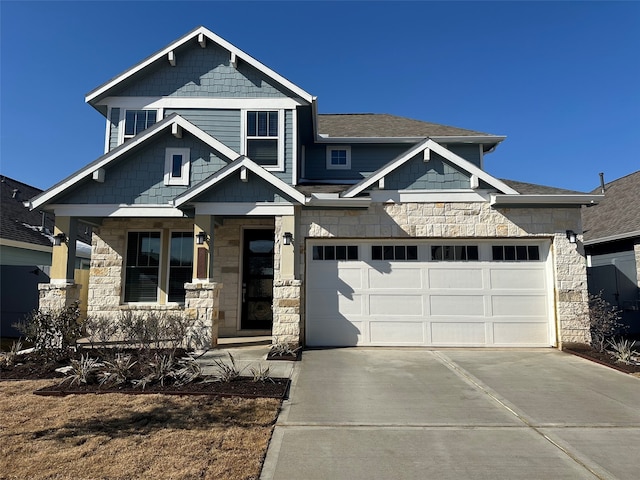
490,194,603,207
583,229,640,246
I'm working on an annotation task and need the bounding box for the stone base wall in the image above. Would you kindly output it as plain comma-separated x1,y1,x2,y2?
184,282,222,349
299,202,591,347
38,283,81,312
635,242,640,288
272,279,301,346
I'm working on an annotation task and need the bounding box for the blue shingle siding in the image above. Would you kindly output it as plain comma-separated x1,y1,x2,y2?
108,108,120,151
447,144,481,167
113,44,288,98
195,173,294,203
58,132,231,205
384,153,470,190
304,144,410,181
268,110,294,184
165,109,241,152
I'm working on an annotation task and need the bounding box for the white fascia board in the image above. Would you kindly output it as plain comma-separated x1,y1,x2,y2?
28,114,238,211
174,156,306,207
315,136,424,144
426,140,519,195
342,139,431,198
370,190,491,204
0,238,53,253
306,193,371,208
86,26,314,105
194,202,295,216
583,229,640,246
298,178,360,185
490,194,603,206
99,96,303,109
430,135,506,144
50,204,188,218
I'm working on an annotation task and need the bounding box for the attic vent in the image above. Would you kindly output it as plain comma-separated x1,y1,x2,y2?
12,188,20,199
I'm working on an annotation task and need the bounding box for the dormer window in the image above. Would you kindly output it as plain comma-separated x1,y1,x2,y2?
243,110,284,171
124,110,157,139
326,146,351,170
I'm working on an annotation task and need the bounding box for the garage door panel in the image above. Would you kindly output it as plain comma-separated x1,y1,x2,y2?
369,295,423,316
369,267,422,289
429,269,484,289
306,240,552,347
492,295,548,316
490,268,546,289
430,295,485,316
493,322,549,344
369,321,424,344
431,322,485,344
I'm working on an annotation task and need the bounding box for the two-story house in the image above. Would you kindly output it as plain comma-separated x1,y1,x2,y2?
27,26,599,349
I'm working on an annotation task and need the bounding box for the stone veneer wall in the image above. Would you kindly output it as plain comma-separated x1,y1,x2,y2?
635,242,640,288
38,283,81,312
298,202,590,347
184,282,222,348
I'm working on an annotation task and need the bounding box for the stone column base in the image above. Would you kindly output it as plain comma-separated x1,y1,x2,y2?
184,282,222,349
38,282,81,312
272,279,301,347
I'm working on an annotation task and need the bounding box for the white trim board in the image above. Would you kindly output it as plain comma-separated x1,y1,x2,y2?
193,202,295,215
50,204,188,218
99,97,304,110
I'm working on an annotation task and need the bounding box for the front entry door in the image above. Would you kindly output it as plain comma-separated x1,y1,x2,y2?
241,229,275,330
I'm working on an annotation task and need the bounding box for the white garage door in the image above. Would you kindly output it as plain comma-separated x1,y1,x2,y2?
306,240,554,347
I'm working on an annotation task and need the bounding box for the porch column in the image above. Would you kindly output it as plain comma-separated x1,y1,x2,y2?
272,214,301,347
193,214,215,281
39,216,81,311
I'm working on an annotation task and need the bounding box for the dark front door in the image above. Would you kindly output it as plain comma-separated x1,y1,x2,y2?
241,229,275,330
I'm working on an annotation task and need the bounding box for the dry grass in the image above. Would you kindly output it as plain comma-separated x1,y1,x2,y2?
0,380,281,480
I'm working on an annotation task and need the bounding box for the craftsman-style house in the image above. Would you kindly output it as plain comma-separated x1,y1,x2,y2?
27,26,599,349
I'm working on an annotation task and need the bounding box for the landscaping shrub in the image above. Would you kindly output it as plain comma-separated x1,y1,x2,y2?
14,301,83,355
588,292,624,353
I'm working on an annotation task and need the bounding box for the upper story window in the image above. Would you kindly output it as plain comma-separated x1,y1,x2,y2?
326,146,351,170
244,110,284,170
164,148,190,186
124,110,157,139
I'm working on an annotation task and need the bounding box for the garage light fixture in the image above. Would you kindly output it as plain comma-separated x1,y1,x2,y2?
283,232,293,246
566,230,577,244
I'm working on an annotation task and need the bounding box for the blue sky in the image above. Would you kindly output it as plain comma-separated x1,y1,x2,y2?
1,1,638,192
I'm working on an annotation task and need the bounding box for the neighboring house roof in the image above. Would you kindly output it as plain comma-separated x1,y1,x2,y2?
501,179,588,196
1,176,55,249
86,26,314,108
317,114,504,143
582,170,640,244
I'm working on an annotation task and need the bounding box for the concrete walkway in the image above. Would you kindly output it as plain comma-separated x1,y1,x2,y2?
261,349,640,480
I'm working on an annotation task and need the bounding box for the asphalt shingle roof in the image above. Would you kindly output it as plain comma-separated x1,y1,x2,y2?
317,114,496,138
1,176,55,248
500,179,588,195
582,170,640,243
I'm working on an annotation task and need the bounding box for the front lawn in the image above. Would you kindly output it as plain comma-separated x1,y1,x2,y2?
0,380,280,480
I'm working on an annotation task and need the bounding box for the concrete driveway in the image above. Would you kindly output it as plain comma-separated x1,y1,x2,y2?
261,349,640,480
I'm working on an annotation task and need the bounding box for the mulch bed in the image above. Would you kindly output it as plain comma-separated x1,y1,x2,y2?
563,345,640,375
33,376,290,398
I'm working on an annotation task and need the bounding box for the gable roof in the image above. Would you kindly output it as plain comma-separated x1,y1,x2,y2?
501,179,588,196
582,170,640,244
317,114,504,145
86,26,314,107
342,139,518,198
173,156,306,207
26,114,240,211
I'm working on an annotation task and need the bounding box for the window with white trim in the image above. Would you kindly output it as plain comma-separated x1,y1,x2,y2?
124,110,157,139
371,245,418,261
164,148,190,186
244,110,283,169
326,146,351,170
431,245,479,261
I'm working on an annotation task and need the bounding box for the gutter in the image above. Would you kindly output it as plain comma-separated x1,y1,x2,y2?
490,194,603,207
583,229,640,246
306,193,371,208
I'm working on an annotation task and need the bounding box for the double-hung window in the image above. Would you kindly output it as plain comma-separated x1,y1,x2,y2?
244,110,282,169
124,110,157,139
124,231,194,304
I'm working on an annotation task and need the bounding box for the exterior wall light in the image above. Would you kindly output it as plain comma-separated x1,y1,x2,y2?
566,230,577,244
196,231,207,245
53,233,67,246
283,232,293,246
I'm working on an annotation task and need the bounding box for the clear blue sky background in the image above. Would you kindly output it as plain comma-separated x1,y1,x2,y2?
1,0,638,192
